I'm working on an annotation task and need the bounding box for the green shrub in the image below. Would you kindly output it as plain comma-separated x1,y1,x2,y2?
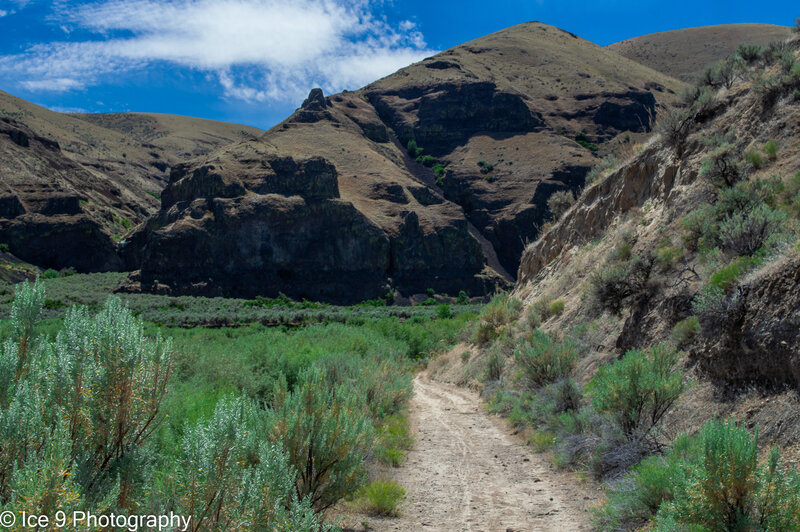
709,253,765,291
547,189,575,220
456,290,469,304
406,139,423,158
657,420,800,531
436,303,452,319
359,481,406,516
41,268,60,279
514,330,577,388
654,239,683,269
432,163,445,177
176,396,326,530
736,43,762,63
699,146,743,187
764,139,779,159
419,155,436,167
0,281,174,512
718,204,787,256
593,433,701,531
671,316,699,346
575,131,599,152
588,344,684,441
746,150,764,169
477,160,494,174
374,413,412,467
485,345,505,381
548,299,565,316
0,243,8,253
268,366,373,511
585,154,619,184
473,293,522,345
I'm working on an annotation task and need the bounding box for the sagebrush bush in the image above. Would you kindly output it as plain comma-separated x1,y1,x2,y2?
269,365,374,511
176,397,326,530
514,330,577,388
718,203,788,256
473,293,522,344
700,146,744,187
547,189,575,220
737,43,762,63
657,419,800,531
657,108,693,154
588,344,684,442
671,316,700,346
692,284,744,336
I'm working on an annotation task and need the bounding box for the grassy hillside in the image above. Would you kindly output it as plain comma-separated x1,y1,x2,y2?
607,23,793,82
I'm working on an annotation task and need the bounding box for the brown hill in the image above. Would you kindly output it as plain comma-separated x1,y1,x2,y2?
607,23,793,82
0,90,261,271
127,22,686,303
514,34,800,451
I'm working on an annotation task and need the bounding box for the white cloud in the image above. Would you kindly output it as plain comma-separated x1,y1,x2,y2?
19,77,84,92
47,105,88,112
0,10,7,17
1,0,436,103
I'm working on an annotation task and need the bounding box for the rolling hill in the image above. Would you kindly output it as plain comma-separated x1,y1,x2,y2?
607,23,793,82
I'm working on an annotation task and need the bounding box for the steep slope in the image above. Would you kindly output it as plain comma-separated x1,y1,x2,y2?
516,34,800,448
607,23,793,82
128,22,685,302
0,90,261,271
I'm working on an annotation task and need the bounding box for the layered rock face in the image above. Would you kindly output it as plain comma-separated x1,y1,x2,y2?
125,134,496,303
128,22,685,300
0,118,122,271
0,89,262,272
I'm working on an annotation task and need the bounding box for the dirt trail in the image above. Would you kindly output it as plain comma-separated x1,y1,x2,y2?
371,375,594,531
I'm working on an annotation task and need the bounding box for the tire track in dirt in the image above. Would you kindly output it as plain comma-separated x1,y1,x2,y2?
370,375,594,531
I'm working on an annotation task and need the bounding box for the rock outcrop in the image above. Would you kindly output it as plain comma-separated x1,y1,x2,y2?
128,22,686,300
0,90,262,272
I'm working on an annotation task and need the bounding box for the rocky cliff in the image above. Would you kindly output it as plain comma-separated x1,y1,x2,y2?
0,89,261,272
127,22,685,301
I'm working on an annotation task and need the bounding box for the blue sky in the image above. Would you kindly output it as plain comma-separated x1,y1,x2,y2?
0,0,797,129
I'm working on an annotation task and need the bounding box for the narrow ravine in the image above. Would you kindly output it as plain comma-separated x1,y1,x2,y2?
369,374,595,531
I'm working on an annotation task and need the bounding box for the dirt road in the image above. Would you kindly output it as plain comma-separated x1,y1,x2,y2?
370,375,594,531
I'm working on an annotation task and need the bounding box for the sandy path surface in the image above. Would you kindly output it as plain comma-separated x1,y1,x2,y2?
369,375,594,531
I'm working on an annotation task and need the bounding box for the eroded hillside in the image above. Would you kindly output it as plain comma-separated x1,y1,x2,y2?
128,22,685,302
0,90,261,271
434,30,800,531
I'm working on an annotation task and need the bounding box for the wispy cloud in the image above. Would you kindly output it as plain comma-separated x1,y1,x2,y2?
1,0,435,103
19,77,85,92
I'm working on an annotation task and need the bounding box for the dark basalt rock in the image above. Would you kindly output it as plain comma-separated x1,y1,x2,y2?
367,81,546,156
592,91,657,134
126,152,498,303
0,214,122,272
693,257,800,388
